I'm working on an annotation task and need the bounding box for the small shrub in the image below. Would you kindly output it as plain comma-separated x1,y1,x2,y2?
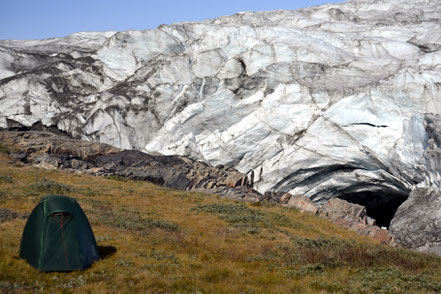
247,249,281,263
87,271,111,283
267,211,294,227
170,276,200,293
105,175,128,182
0,208,19,223
80,198,109,209
143,217,180,232
346,266,441,293
0,143,8,153
77,186,101,196
309,280,342,293
62,275,88,289
201,267,231,283
250,201,277,208
191,203,276,234
150,249,177,262
287,236,441,271
143,263,176,274
28,178,74,194
0,175,13,183
296,263,326,276
295,236,353,250
99,210,179,234
115,259,133,268
191,203,297,234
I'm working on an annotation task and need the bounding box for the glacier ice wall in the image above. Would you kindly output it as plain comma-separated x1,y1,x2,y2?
1,0,441,204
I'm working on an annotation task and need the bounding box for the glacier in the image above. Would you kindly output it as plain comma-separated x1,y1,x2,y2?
1,0,441,233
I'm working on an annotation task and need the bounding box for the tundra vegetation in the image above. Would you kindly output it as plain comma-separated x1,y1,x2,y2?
1,145,441,293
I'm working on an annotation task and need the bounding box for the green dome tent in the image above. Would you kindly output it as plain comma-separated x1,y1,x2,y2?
20,195,100,271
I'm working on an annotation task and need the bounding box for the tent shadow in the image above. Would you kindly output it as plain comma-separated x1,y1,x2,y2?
98,246,117,259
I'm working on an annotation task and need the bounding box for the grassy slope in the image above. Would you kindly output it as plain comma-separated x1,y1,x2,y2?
1,145,441,293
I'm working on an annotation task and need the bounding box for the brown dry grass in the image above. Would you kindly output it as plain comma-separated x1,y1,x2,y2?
1,149,441,293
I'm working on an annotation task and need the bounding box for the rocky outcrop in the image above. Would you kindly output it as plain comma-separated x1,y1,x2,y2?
385,114,441,253
389,188,441,255
318,198,391,244
0,130,119,161
0,130,261,201
286,195,392,243
286,195,319,215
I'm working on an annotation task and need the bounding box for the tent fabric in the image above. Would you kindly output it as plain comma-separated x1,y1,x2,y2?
20,195,100,271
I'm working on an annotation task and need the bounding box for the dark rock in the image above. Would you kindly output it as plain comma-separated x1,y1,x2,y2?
96,150,156,167
165,174,191,190
263,191,272,201
70,159,89,170
8,152,27,162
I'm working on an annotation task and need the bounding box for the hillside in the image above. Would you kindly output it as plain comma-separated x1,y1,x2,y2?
2,0,441,253
1,142,441,293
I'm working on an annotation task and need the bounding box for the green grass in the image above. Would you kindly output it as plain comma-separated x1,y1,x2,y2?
304,266,441,293
28,178,74,194
191,203,277,234
96,209,180,234
1,150,441,293
0,142,9,153
104,175,129,182
0,174,14,183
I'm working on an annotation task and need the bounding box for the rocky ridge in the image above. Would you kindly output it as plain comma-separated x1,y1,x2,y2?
0,130,389,241
282,194,391,243
0,131,260,201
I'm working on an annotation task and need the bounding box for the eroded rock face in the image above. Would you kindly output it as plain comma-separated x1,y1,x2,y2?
1,0,441,249
389,188,441,254
285,196,391,243
286,195,319,215
318,198,392,244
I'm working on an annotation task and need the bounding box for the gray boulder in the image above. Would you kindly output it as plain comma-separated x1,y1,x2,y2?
389,188,441,254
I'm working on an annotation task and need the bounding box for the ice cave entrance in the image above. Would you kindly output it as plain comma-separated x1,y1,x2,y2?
338,189,409,228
